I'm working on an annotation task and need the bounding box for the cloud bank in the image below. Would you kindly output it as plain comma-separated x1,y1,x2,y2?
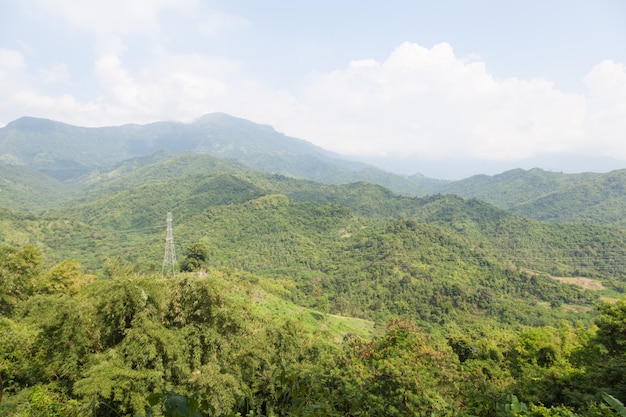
1,1,626,172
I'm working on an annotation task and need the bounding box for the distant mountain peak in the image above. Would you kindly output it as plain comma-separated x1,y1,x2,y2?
6,116,62,132
192,112,277,132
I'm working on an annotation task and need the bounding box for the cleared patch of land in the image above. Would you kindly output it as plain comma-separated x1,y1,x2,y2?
550,276,606,290
249,277,376,341
524,268,606,290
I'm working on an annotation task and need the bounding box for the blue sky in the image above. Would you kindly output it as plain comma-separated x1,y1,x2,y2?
1,0,625,178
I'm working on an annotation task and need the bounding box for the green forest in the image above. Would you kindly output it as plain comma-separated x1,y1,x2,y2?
2,123,626,416
1,242,626,417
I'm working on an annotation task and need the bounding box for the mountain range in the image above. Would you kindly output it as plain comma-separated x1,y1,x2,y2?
0,112,625,346
1,113,626,227
3,113,626,416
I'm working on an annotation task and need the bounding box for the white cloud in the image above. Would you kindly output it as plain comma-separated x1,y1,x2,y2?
0,40,295,127
1,36,625,169
94,55,139,106
31,0,186,36
0,49,29,124
283,42,588,161
57,49,293,127
38,63,70,85
27,0,245,41
2,0,258,126
22,0,247,61
196,10,249,37
0,49,97,126
583,60,626,158
0,49,26,87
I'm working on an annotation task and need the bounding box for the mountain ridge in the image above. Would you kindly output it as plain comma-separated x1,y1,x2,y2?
3,114,626,225
0,114,419,191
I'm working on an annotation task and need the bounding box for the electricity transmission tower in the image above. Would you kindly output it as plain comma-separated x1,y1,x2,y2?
162,212,177,278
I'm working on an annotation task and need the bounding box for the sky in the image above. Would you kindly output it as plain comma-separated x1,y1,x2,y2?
1,0,625,179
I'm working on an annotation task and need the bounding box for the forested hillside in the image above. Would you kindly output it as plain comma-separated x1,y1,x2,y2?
0,115,415,195
0,163,71,211
427,168,626,226
425,168,598,208
4,152,626,325
4,115,626,226
2,117,626,416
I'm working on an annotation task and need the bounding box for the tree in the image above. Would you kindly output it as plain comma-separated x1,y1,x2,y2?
39,260,93,294
180,242,209,272
596,298,626,356
333,319,462,416
584,298,626,401
0,245,41,316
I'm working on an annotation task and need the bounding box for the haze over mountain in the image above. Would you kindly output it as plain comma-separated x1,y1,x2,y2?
359,152,626,180
0,113,393,178
0,114,435,200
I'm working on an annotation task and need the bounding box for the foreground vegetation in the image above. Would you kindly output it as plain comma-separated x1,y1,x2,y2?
1,244,626,416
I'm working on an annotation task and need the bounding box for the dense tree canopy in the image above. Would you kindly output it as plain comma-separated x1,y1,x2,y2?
0,243,625,416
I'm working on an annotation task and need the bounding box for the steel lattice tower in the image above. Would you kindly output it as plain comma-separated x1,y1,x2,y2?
162,212,177,277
